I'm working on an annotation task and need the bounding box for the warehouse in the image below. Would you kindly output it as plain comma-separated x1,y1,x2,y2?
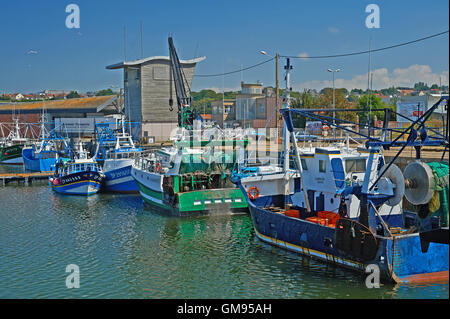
0,95,120,137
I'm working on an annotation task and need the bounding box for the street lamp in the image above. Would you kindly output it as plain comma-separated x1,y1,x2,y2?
327,68,341,139
260,50,280,140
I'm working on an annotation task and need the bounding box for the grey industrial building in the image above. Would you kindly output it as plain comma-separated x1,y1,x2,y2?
106,55,205,142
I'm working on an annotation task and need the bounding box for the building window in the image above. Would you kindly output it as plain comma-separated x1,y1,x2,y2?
213,107,218,114
319,160,326,173
224,106,233,114
259,104,265,113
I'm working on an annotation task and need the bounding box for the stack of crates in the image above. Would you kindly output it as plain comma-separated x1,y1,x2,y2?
305,211,340,228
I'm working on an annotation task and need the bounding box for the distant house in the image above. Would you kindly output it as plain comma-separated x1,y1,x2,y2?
211,99,236,128
262,86,275,97
397,88,414,96
199,114,211,121
309,89,319,98
376,94,391,105
13,93,24,100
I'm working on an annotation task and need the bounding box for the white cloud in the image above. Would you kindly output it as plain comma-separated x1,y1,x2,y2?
295,64,449,91
297,52,309,60
328,26,340,34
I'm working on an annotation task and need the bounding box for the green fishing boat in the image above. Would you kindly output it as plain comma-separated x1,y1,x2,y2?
0,119,27,164
132,138,248,216
0,144,24,164
131,36,248,216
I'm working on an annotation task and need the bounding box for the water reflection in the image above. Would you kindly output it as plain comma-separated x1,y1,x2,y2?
0,167,448,299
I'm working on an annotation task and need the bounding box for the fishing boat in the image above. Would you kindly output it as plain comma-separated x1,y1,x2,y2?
95,119,142,193
22,121,70,172
131,37,248,216
132,134,248,216
234,58,449,284
50,142,104,195
0,118,27,164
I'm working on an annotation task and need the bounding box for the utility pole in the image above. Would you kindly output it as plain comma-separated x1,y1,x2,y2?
328,68,341,140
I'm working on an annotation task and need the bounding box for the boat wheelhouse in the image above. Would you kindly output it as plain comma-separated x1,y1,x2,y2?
97,120,142,193
0,118,27,164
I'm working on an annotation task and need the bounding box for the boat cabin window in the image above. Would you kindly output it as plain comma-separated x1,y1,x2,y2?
319,160,326,173
300,159,308,170
345,159,366,174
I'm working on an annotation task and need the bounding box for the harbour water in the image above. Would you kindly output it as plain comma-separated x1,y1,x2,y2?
0,165,448,299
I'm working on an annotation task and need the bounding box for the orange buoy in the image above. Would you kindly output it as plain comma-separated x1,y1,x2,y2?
247,186,260,200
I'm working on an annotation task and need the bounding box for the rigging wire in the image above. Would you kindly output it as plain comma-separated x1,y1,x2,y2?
283,30,449,59
195,57,275,77
194,30,449,77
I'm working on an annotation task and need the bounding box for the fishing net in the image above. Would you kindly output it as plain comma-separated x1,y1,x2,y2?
427,162,449,227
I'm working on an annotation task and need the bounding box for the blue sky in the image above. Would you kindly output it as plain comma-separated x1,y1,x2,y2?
0,0,448,93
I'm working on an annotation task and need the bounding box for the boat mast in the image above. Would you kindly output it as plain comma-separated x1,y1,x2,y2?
281,58,311,212
282,59,291,173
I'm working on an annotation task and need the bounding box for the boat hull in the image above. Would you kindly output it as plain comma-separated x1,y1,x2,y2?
51,171,103,196
247,199,449,284
104,164,139,193
0,144,24,164
132,166,248,216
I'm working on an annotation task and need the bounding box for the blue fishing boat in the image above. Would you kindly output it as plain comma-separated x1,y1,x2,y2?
234,58,449,284
50,142,104,195
94,119,141,193
22,121,70,172
23,144,67,172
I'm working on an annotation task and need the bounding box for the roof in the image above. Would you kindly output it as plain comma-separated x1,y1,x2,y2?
106,55,206,70
200,114,211,120
0,96,117,114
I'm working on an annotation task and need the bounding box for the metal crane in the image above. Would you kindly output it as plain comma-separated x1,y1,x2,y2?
168,36,197,130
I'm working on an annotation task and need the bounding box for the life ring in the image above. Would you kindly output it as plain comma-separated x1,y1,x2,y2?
156,162,162,173
247,186,260,200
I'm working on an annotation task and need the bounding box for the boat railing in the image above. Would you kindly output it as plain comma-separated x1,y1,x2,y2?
134,156,157,173
243,156,281,167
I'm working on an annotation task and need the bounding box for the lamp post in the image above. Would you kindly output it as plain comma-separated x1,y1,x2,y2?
327,68,341,140
260,51,280,140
